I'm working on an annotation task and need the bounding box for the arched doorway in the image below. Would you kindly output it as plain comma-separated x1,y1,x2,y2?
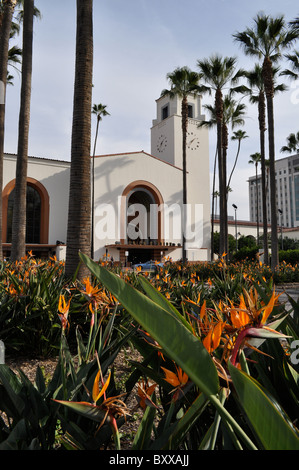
127,188,157,244
2,178,49,245
7,185,41,243
120,181,164,265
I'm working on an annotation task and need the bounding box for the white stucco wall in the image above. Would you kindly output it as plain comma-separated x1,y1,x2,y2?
93,151,184,260
3,154,70,245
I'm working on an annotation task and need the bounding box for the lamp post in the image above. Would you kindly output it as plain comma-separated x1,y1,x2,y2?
278,209,283,250
232,204,238,251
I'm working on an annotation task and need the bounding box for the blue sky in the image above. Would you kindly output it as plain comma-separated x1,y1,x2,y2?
4,0,299,220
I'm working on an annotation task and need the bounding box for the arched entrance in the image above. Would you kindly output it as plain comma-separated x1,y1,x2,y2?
127,188,157,244
118,181,166,265
2,178,50,249
7,185,41,243
121,180,164,245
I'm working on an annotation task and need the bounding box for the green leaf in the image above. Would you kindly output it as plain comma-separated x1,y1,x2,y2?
228,361,299,450
132,401,157,450
54,399,109,423
138,275,193,333
79,253,219,397
154,392,209,450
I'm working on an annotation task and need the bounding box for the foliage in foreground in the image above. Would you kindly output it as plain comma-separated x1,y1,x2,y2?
0,253,298,450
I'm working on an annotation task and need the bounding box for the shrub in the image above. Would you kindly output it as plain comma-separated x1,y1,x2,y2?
279,249,299,265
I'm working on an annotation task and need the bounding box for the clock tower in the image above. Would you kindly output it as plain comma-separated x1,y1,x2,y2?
150,93,211,260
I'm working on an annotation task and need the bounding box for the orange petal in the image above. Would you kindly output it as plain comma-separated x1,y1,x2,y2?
261,290,276,325
161,367,180,387
92,369,111,403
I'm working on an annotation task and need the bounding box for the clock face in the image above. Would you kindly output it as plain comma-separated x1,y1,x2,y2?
157,134,168,153
187,132,200,150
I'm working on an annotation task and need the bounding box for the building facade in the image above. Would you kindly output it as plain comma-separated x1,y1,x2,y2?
2,93,211,264
248,153,299,229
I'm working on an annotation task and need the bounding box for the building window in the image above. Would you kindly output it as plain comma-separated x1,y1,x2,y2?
161,104,169,121
2,178,49,244
7,184,41,243
188,105,194,118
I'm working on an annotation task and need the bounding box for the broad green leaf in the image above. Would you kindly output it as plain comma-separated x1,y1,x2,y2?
79,253,219,397
138,275,193,333
228,362,299,450
54,400,110,423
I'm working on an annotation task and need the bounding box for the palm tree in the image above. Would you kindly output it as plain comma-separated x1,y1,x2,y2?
243,65,286,264
0,0,17,261
10,0,35,261
65,0,93,280
233,13,299,270
249,152,261,244
91,103,110,259
280,131,299,154
197,55,244,256
161,66,201,263
221,95,246,193
227,129,248,190
199,95,246,259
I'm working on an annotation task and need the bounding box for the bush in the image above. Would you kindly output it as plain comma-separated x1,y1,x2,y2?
232,245,259,261
279,249,299,265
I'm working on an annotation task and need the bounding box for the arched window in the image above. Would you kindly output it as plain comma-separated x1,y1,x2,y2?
2,178,49,244
121,180,164,244
7,185,41,243
127,188,156,243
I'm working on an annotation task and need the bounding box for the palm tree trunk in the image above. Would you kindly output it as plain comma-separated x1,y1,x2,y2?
263,56,278,269
0,0,17,261
211,148,218,261
91,116,99,259
11,0,34,261
222,122,228,256
181,95,188,264
266,94,279,269
255,162,259,244
227,139,241,190
65,0,93,280
215,89,225,257
259,91,269,264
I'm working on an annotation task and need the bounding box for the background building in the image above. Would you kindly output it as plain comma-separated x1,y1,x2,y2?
248,153,299,229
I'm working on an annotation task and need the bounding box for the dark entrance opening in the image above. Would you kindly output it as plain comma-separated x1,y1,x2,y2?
128,248,154,265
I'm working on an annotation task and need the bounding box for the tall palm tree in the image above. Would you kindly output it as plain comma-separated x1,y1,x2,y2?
233,13,299,270
280,131,299,154
244,65,268,262
243,65,286,264
65,0,93,280
91,103,110,259
197,55,244,256
161,66,201,263
221,95,246,193
199,96,246,259
227,129,248,190
0,0,17,261
249,152,261,244
10,0,35,261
